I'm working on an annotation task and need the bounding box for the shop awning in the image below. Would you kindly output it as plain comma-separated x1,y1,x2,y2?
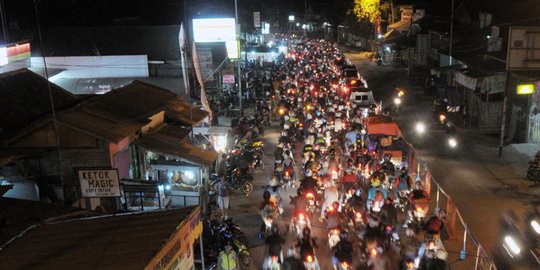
0,206,200,270
480,74,506,94
136,124,218,166
455,71,479,90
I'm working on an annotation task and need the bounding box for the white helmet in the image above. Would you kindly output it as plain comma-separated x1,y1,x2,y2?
269,176,279,187
305,170,313,177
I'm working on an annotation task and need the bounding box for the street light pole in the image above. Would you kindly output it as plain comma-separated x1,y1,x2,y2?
235,0,243,113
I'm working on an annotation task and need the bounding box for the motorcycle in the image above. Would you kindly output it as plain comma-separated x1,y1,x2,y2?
336,259,352,270
303,253,321,270
216,220,252,268
262,255,281,270
282,170,293,190
328,227,341,250
305,191,317,216
231,168,254,196
291,212,310,238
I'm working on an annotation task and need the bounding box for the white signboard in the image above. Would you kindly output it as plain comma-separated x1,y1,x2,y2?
78,169,120,197
254,12,261,28
193,18,238,59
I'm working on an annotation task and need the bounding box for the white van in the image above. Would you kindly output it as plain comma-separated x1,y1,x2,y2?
350,89,376,109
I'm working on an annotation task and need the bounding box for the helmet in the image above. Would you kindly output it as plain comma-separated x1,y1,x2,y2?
355,188,362,197
436,250,448,260
305,170,313,177
302,227,311,237
269,176,279,187
263,191,271,200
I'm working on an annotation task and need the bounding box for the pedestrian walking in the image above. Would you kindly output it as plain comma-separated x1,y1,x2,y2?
216,176,232,220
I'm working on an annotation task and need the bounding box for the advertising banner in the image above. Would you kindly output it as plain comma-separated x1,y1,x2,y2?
254,11,261,28
77,168,120,197
145,206,203,270
193,18,238,59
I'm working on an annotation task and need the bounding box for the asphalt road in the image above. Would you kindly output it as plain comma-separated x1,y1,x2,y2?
346,51,539,270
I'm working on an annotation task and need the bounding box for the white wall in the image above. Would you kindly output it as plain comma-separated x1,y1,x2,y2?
30,55,149,80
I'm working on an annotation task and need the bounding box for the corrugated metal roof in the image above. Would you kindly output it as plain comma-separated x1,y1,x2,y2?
81,80,177,122
0,69,78,140
166,98,209,125
0,207,196,270
136,125,217,166
56,107,147,143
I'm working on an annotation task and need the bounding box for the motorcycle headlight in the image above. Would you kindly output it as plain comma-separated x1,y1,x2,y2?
531,220,540,234
504,235,521,255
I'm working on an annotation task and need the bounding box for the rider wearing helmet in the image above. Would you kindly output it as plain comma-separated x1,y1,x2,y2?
332,230,353,269
297,227,318,261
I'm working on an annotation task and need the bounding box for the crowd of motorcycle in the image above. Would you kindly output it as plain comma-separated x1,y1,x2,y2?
197,36,453,270
193,35,540,270
252,38,450,270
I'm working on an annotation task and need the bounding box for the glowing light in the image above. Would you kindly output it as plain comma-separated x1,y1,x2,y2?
415,122,426,134
394,97,401,105
448,137,457,148
531,220,540,234
504,236,521,254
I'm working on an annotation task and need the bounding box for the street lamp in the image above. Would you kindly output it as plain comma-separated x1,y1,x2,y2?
289,15,295,22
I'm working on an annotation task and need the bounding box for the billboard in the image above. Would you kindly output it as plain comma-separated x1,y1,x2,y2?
507,27,540,70
77,168,121,197
193,18,238,59
0,42,31,66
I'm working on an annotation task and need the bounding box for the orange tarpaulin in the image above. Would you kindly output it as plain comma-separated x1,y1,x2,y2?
367,121,402,137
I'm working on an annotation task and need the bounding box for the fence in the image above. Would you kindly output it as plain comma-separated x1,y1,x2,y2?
419,162,498,270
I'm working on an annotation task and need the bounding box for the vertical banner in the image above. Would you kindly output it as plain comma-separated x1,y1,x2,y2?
253,11,261,28
192,42,213,122
179,23,191,96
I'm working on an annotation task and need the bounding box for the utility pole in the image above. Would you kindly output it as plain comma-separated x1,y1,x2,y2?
235,0,243,113
0,0,8,43
449,0,454,65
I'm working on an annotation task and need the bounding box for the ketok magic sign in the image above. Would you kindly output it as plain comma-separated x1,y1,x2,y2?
77,168,121,198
